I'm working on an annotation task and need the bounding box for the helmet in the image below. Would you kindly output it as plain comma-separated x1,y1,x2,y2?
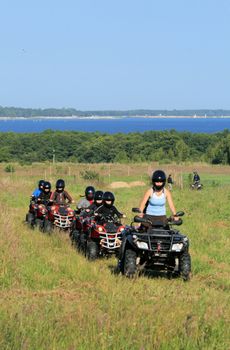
94,190,103,201
85,186,95,200
43,181,51,193
56,179,65,192
38,180,45,189
152,170,166,190
103,191,115,207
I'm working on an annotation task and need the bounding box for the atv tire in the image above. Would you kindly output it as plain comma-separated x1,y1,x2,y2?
86,241,99,260
35,218,43,230
43,219,53,234
79,233,87,254
71,229,80,245
27,213,35,227
124,249,137,277
179,252,191,281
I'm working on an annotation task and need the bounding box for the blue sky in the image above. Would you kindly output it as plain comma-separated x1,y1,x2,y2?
0,0,230,109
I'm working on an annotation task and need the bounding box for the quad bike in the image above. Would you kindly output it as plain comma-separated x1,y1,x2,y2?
84,214,125,260
118,209,191,281
190,181,203,190
43,203,75,233
26,200,48,230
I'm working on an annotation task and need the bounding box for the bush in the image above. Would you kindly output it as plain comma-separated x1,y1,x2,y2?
80,170,100,181
4,164,15,173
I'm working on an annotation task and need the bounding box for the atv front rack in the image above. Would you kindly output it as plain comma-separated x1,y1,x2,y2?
54,214,73,228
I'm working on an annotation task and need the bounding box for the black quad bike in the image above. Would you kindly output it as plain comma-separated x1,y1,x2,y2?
190,182,203,190
118,209,191,281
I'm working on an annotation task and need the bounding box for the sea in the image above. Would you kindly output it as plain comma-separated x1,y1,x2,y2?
0,117,230,133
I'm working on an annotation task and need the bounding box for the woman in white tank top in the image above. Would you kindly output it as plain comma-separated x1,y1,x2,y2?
139,170,179,225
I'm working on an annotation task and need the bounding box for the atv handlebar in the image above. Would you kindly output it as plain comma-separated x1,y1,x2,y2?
133,210,184,227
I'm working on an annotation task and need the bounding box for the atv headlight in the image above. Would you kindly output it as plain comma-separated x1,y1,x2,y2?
172,243,183,252
136,241,148,250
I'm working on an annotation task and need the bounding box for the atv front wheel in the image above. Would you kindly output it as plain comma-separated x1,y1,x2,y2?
124,249,137,277
179,252,191,281
86,241,99,260
71,229,80,245
43,220,53,234
79,233,87,254
35,218,43,230
27,213,35,227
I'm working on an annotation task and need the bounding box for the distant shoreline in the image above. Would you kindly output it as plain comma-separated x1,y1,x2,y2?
1,115,230,120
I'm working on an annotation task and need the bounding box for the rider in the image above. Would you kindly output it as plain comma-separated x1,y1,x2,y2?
76,186,95,212
88,190,104,212
31,179,45,200
50,179,73,204
94,191,125,222
139,170,178,226
167,174,173,191
193,171,200,185
38,181,52,205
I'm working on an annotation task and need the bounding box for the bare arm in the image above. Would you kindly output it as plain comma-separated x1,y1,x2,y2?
139,188,152,213
165,189,177,216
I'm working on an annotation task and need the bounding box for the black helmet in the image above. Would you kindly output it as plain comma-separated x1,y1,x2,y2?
103,191,115,207
152,170,166,190
85,186,95,200
38,180,45,189
43,181,51,192
56,179,65,192
94,190,104,201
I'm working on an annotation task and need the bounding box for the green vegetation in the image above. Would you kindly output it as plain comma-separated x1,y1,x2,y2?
80,169,100,182
0,163,229,349
4,164,15,173
1,129,230,164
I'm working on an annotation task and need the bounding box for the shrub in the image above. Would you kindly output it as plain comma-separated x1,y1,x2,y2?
4,164,15,173
80,170,100,181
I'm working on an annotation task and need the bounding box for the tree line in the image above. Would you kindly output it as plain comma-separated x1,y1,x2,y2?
0,129,230,165
1,106,230,117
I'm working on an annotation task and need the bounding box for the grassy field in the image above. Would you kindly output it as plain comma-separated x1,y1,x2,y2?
0,163,229,350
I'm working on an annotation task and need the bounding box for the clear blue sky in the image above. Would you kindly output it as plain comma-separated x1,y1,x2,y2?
1,0,230,110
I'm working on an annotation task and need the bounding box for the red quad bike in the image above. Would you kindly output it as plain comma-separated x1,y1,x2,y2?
85,214,125,260
43,203,75,233
26,201,48,230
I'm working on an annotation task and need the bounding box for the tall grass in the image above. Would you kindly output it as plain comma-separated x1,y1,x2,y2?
0,164,229,349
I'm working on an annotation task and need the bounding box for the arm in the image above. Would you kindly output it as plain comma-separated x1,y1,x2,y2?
165,189,177,216
50,191,55,202
139,188,152,213
64,191,73,203
112,206,123,218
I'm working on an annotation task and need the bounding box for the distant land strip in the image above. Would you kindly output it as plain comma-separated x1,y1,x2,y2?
1,115,230,120
1,106,230,118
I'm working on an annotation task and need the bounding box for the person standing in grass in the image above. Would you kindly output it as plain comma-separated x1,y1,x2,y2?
139,170,178,226
167,174,173,191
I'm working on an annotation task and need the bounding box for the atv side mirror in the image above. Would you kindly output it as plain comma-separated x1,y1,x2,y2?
132,208,141,213
176,211,184,217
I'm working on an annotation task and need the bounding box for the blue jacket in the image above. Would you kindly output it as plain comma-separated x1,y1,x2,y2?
32,188,42,198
